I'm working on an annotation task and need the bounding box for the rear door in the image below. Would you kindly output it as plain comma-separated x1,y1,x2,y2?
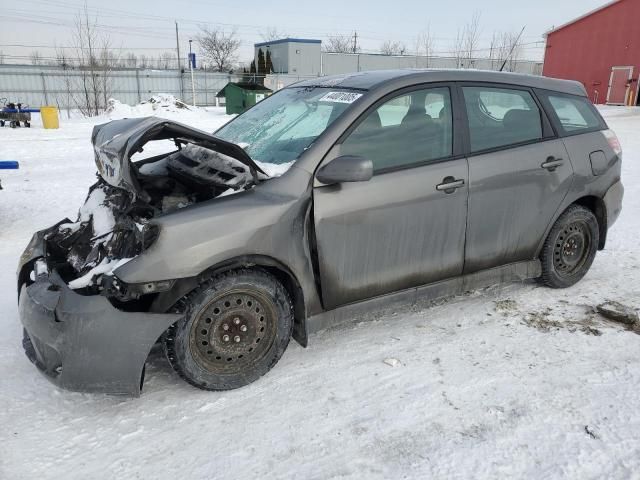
460,84,573,273
313,85,469,309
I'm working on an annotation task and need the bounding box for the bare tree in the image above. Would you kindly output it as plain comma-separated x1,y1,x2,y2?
489,30,523,72
462,11,482,65
138,54,150,69
98,45,119,108
197,26,241,72
260,27,288,42
323,34,354,53
30,51,43,65
54,46,72,67
449,12,482,69
451,28,465,68
415,27,434,67
380,40,407,56
70,5,116,116
124,52,137,68
54,46,74,119
157,51,175,69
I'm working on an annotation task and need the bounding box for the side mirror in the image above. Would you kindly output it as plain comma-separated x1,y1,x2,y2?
316,155,373,185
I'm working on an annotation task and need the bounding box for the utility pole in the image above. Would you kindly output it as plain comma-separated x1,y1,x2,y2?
352,31,358,53
175,21,184,100
189,39,196,107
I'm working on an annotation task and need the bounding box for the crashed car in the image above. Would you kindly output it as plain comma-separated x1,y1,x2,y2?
18,70,624,395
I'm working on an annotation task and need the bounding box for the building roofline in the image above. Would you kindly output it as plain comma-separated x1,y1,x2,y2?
545,0,622,36
254,38,322,48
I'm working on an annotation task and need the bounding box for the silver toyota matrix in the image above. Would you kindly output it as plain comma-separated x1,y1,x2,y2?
18,70,624,395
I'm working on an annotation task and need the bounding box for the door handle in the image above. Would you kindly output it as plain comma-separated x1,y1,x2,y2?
541,157,564,172
436,177,465,193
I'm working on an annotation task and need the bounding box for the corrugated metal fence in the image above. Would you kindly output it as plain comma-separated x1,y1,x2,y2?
0,56,543,110
321,53,543,76
0,65,250,109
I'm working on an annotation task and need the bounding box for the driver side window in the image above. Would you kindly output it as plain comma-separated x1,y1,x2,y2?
340,87,453,173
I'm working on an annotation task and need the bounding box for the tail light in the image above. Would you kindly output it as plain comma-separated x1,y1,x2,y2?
603,129,622,158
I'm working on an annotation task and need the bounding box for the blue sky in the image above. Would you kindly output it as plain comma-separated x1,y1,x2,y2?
1,0,609,65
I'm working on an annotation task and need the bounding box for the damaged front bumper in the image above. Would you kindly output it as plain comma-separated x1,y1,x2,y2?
18,234,182,396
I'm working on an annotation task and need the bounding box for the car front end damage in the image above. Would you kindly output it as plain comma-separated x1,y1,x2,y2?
19,256,182,396
17,116,277,395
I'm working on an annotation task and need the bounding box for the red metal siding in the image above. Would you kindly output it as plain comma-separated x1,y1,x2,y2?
543,0,640,104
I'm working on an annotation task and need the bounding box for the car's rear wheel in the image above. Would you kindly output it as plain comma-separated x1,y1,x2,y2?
164,269,293,390
540,205,599,288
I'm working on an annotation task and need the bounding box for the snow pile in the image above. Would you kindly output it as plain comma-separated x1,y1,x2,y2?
106,94,206,121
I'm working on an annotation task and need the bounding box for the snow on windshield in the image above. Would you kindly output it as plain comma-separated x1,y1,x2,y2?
214,87,356,166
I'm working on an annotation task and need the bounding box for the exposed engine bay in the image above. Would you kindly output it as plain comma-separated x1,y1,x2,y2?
41,117,275,293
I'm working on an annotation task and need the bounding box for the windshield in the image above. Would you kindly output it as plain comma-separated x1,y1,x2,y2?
214,87,362,165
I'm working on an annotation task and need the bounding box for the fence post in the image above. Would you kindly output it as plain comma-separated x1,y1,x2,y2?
204,68,208,106
41,72,49,105
135,68,142,103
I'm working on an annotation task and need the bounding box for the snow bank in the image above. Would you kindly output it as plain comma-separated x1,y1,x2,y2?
106,94,192,118
103,94,230,129
4,102,640,480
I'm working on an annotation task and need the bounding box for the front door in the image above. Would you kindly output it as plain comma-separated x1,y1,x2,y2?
607,66,634,105
313,86,469,309
460,85,573,273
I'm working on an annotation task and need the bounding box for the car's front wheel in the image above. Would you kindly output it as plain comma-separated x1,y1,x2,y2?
164,269,293,391
540,204,599,288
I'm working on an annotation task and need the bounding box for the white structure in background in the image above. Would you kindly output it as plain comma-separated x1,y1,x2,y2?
256,38,544,91
254,38,322,76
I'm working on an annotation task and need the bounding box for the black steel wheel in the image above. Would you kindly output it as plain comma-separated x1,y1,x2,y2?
164,269,293,391
540,205,599,288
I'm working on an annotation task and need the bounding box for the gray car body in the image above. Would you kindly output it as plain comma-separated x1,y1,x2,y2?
18,69,624,395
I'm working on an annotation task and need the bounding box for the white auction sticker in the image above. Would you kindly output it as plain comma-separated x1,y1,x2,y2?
319,91,363,104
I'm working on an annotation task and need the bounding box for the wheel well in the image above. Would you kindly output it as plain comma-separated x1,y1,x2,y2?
572,196,607,250
152,256,308,347
260,265,308,347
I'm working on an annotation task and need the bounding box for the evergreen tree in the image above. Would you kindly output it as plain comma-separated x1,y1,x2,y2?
249,60,256,73
265,49,274,74
257,48,266,76
241,66,251,83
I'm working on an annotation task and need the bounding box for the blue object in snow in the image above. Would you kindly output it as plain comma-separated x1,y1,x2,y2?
1,108,40,113
0,161,20,169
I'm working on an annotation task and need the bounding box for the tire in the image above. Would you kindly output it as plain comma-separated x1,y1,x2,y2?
540,205,599,288
163,269,294,391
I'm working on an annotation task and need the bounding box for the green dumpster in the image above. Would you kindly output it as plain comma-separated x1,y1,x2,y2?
217,82,273,115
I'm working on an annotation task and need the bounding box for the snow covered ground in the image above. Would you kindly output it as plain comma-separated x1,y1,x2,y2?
1,100,639,480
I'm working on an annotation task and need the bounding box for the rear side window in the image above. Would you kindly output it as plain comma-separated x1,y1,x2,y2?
462,87,543,153
547,95,603,133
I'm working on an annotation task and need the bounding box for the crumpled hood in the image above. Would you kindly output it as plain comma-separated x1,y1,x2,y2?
91,117,265,196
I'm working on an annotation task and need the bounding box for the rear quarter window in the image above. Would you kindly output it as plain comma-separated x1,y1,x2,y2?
546,94,604,134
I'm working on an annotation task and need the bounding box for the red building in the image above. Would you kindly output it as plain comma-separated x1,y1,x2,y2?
543,0,640,105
